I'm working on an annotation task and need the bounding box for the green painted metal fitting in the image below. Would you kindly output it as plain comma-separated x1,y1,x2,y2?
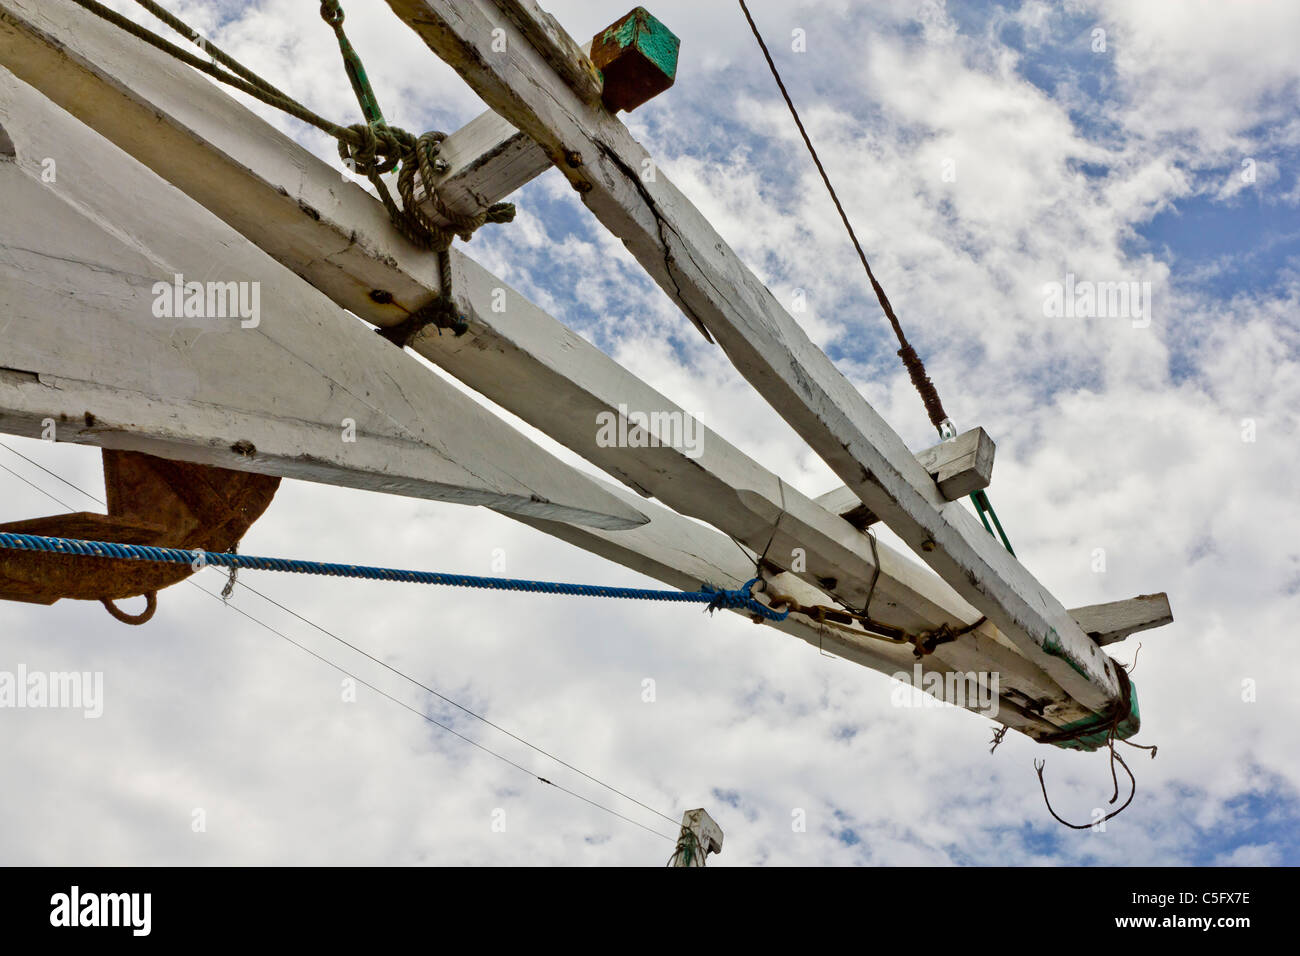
590,7,680,113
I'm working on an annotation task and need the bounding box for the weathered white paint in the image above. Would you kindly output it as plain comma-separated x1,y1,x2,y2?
384,0,1132,715
492,0,603,106
0,0,996,642
412,109,551,226
1069,594,1173,647
0,0,1140,734
671,808,722,867
0,69,646,530
916,427,996,500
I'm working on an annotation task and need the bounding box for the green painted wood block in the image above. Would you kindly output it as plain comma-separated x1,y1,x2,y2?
590,7,680,113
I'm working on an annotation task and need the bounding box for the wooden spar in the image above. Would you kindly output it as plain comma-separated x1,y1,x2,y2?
0,0,1168,734
817,428,997,529
382,0,1131,716
492,0,604,107
0,0,1095,725
0,70,647,531
670,809,723,867
0,4,966,621
0,0,1129,733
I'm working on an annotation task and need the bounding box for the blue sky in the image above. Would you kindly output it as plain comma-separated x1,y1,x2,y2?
1,0,1298,865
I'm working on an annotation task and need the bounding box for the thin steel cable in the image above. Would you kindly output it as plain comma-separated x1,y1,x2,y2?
0,456,676,842
225,578,680,827
188,580,676,842
0,443,105,504
738,0,948,432
0,461,78,512
0,445,680,828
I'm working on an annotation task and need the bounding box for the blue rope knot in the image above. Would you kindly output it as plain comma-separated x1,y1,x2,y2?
702,577,789,622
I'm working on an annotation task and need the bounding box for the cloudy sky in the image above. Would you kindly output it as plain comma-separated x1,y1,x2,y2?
1,0,1297,865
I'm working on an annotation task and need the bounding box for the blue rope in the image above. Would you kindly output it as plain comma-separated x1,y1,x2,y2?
0,532,789,621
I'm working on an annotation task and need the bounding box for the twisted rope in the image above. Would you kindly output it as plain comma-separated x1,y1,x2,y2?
68,0,513,260
0,533,789,622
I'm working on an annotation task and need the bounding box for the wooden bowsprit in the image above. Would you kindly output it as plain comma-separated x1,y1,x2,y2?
0,0,1174,844
381,0,1171,731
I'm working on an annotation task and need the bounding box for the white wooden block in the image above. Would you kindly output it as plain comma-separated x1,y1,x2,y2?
1070,594,1173,646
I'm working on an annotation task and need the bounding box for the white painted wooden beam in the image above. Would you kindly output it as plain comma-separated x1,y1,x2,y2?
0,0,963,630
671,809,722,866
383,0,1132,716
1069,594,1173,647
0,0,1104,730
492,0,603,106
0,70,646,531
413,109,550,226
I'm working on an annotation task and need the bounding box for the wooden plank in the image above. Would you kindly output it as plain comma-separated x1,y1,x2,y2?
384,0,1131,716
0,69,647,531
0,0,1099,729
0,0,949,627
1069,594,1173,647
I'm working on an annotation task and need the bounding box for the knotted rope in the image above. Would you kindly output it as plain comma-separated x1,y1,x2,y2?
68,0,516,344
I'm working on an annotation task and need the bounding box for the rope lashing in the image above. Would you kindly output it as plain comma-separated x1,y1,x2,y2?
318,0,514,256
0,533,789,623
67,1,514,261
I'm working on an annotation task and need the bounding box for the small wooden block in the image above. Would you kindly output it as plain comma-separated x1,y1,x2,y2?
914,427,996,500
589,7,679,112
1069,593,1173,646
815,427,996,530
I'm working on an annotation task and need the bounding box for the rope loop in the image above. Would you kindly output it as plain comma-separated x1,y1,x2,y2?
100,592,158,626
319,0,345,27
